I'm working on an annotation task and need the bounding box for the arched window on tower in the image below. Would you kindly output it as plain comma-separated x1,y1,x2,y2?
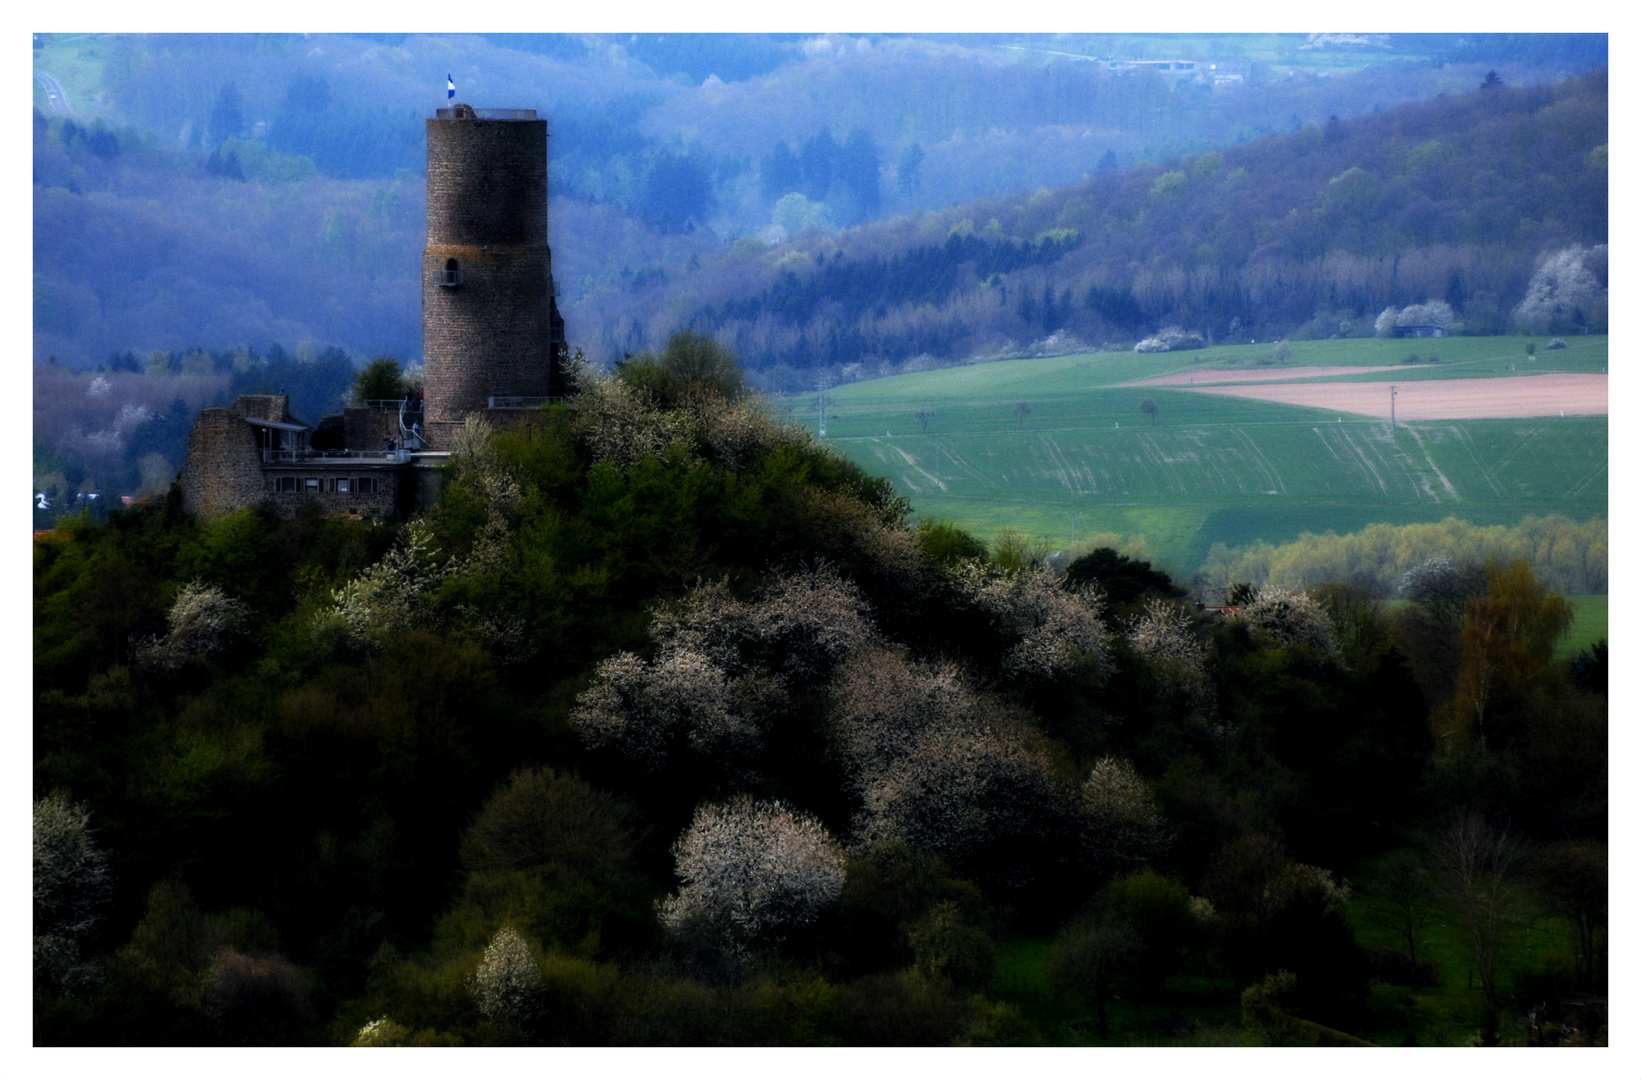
441,258,461,287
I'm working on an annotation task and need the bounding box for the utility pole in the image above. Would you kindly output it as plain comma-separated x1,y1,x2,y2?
1070,509,1079,546
816,378,830,438
1390,384,1398,430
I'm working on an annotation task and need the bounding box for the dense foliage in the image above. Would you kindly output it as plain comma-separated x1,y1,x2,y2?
35,351,1605,1044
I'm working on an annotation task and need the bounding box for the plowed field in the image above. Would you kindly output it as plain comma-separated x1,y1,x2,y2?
1174,373,1607,420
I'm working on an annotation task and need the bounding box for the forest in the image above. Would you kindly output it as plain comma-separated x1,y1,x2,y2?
31,33,1606,374
34,341,1607,1046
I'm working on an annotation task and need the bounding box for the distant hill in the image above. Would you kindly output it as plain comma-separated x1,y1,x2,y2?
592,70,1606,386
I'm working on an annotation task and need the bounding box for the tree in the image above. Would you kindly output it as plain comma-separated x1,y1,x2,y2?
1481,69,1503,90
34,794,113,994
1366,851,1435,984
1514,245,1607,334
614,330,746,408
1048,915,1141,1038
1238,586,1341,658
1273,339,1292,366
1065,548,1183,607
470,925,546,1029
1447,560,1573,752
1079,757,1171,876
1138,397,1158,426
1431,810,1523,1010
1533,840,1606,988
1013,401,1032,429
350,357,405,406
659,797,847,963
914,408,935,434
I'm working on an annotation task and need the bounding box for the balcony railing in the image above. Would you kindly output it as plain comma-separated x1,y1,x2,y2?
263,449,412,464
486,396,554,410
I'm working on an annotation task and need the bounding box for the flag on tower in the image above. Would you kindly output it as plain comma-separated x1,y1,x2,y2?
447,75,455,101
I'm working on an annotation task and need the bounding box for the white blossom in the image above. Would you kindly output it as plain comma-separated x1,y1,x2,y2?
746,564,876,679
471,925,546,1026
1514,244,1607,332
659,798,847,956
954,564,1112,685
1079,757,1172,873
570,374,687,468
1238,586,1341,658
327,521,451,647
138,580,251,671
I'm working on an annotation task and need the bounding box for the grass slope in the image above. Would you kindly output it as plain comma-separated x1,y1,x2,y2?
782,337,1607,576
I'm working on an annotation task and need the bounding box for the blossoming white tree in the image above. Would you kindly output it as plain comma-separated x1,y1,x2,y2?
1079,757,1172,875
952,564,1112,686
659,797,847,960
471,925,547,1027
34,793,113,993
136,580,251,671
1238,586,1342,658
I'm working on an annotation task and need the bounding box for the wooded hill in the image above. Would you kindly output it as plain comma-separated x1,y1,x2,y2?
589,71,1607,386
34,347,1607,1045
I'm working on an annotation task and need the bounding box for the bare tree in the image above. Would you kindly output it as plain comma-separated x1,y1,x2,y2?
1432,810,1524,1010
915,408,935,434
1013,401,1032,429
1139,397,1159,426
1367,851,1435,983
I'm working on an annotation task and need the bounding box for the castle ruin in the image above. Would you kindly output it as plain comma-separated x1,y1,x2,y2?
178,103,564,520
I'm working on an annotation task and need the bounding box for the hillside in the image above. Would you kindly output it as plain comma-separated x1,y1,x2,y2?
626,72,1606,382
34,353,1607,1046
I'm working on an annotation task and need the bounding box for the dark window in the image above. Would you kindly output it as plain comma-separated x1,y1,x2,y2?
443,258,460,286
356,477,376,494
277,476,299,493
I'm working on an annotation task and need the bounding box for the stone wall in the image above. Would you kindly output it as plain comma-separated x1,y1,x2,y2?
178,406,268,519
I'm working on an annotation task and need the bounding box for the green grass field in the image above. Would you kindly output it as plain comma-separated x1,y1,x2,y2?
781,336,1607,577
1559,595,1608,657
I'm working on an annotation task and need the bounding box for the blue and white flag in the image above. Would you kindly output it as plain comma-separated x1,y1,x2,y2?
447,75,455,101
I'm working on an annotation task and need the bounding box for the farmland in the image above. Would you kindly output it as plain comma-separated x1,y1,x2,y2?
782,336,1607,576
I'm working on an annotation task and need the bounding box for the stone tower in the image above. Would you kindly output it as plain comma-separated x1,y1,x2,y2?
422,104,566,448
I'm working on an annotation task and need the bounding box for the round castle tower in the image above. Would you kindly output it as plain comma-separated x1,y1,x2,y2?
422,104,565,448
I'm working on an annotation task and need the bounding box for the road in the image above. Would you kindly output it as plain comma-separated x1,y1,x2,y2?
34,70,72,117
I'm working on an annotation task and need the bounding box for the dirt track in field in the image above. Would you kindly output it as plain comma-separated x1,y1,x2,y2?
1170,373,1608,420
1127,365,1402,386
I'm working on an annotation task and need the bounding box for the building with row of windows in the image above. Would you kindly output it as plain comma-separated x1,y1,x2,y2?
178,103,566,521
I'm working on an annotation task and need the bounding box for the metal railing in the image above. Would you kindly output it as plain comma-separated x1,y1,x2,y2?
263,449,411,464
435,107,537,120
487,396,554,409
360,398,423,412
